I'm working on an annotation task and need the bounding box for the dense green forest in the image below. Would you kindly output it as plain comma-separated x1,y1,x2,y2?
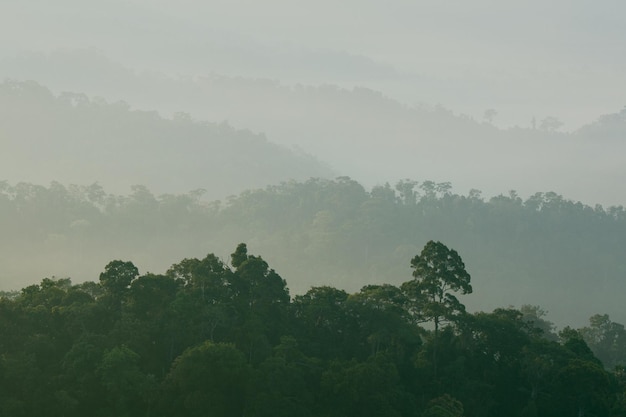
4,4,626,416
2,241,626,417
1,178,625,327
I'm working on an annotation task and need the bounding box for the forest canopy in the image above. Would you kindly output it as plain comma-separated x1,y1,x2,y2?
1,242,625,417
1,178,625,327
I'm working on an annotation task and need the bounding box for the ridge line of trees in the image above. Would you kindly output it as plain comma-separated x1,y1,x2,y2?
2,177,626,328
2,242,626,416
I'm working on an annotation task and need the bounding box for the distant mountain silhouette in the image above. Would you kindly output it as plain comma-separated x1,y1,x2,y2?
0,80,333,199
3,50,625,206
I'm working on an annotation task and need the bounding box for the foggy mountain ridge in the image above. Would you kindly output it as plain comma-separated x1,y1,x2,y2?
1,48,600,134
575,107,626,141
2,50,626,206
0,79,334,199
3,0,625,130
3,3,626,413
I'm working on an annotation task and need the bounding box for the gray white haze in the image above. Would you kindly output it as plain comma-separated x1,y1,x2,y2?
3,0,626,202
1,0,626,326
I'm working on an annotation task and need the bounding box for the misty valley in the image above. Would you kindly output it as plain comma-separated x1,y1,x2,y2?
3,3,626,413
2,78,626,416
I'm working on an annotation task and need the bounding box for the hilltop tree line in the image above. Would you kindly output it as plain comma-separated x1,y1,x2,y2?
1,177,626,326
3,77,626,207
1,242,625,417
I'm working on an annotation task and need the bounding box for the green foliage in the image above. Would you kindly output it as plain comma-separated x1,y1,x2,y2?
245,349,315,417
98,345,154,416
319,355,415,417
99,261,138,293
579,314,626,369
402,240,472,328
520,305,558,341
401,241,472,379
291,286,354,360
160,341,251,417
423,394,464,417
0,243,625,417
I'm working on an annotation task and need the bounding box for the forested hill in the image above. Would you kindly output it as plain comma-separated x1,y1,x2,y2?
575,107,626,141
1,178,625,327
1,242,625,416
0,80,333,199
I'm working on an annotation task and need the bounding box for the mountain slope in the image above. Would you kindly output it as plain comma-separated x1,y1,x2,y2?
0,80,333,198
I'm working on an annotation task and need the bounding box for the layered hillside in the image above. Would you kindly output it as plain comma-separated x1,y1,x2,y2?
0,80,333,199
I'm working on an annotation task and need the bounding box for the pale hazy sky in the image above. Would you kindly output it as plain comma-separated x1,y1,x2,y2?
2,0,625,129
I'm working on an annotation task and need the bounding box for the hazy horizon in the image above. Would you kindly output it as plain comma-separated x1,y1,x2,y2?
2,0,625,130
3,6,626,409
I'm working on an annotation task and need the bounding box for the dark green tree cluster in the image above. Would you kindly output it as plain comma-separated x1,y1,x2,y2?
1,242,624,416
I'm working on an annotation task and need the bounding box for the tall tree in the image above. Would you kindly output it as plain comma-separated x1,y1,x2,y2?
229,243,290,361
402,240,472,378
98,260,139,316
99,261,139,300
